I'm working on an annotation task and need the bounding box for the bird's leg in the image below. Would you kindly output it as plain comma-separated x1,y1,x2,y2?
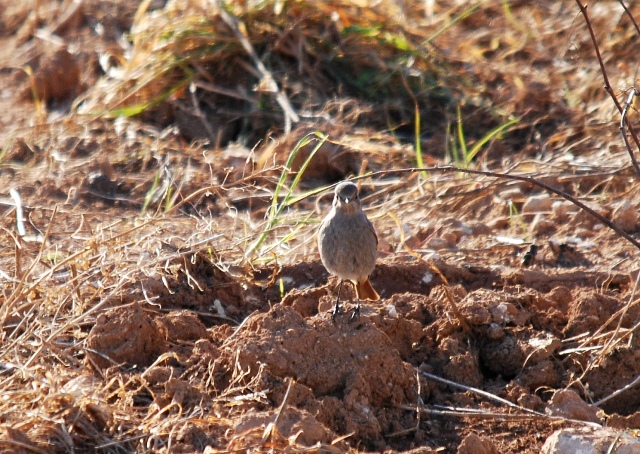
350,294,360,320
349,300,361,321
332,280,344,321
349,281,360,321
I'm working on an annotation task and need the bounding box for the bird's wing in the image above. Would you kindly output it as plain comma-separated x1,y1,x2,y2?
367,217,378,245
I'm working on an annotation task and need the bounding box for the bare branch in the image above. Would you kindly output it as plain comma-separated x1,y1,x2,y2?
575,0,640,178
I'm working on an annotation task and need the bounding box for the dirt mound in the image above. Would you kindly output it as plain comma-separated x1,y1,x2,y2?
76,256,636,451
86,302,168,369
219,304,419,450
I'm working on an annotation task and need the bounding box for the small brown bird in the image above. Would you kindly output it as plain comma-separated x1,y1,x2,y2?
318,181,379,319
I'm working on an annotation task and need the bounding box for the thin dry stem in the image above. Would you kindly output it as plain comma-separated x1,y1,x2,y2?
575,0,640,178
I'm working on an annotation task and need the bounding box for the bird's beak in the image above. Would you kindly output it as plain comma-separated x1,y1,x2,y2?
344,197,349,203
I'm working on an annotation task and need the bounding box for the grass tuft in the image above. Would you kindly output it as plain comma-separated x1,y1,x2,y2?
244,132,328,262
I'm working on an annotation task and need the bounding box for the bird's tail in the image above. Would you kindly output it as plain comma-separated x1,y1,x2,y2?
356,278,380,301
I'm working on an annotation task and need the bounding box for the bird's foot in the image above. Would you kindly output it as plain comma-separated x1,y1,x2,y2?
331,301,342,322
349,301,361,321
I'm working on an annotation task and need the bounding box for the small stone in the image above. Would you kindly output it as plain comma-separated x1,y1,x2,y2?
449,228,468,242
518,360,560,390
518,393,544,411
404,224,435,249
469,221,492,235
490,302,520,325
522,194,553,214
613,200,638,233
526,334,561,362
487,217,510,229
498,187,525,202
546,389,600,423
442,218,473,237
542,429,595,454
21,47,81,102
551,200,571,222
487,323,505,340
542,428,640,454
574,227,594,238
425,237,450,250
441,232,458,247
530,214,556,235
457,433,499,454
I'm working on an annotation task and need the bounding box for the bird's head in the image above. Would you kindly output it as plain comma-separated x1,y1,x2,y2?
333,181,361,214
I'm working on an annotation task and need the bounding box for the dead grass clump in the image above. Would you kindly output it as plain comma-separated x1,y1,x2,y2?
76,0,459,147
72,0,630,173
0,206,259,451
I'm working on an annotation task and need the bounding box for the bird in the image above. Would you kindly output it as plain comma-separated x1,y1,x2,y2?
318,181,379,320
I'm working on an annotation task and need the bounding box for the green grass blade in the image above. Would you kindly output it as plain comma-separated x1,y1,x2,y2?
245,132,328,260
423,4,480,45
465,117,520,165
414,104,428,179
284,133,328,207
142,171,161,213
106,74,193,117
456,105,469,167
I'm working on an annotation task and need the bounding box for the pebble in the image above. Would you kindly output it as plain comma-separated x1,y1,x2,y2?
530,213,556,235
612,200,638,233
426,237,450,250
526,334,561,362
498,187,525,202
546,389,599,423
522,194,553,214
551,200,573,222
457,433,499,454
487,323,505,340
440,232,458,247
542,427,640,454
574,227,593,238
469,221,492,235
487,217,510,229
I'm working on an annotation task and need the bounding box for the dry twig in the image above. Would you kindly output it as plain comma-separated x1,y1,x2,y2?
575,0,640,178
